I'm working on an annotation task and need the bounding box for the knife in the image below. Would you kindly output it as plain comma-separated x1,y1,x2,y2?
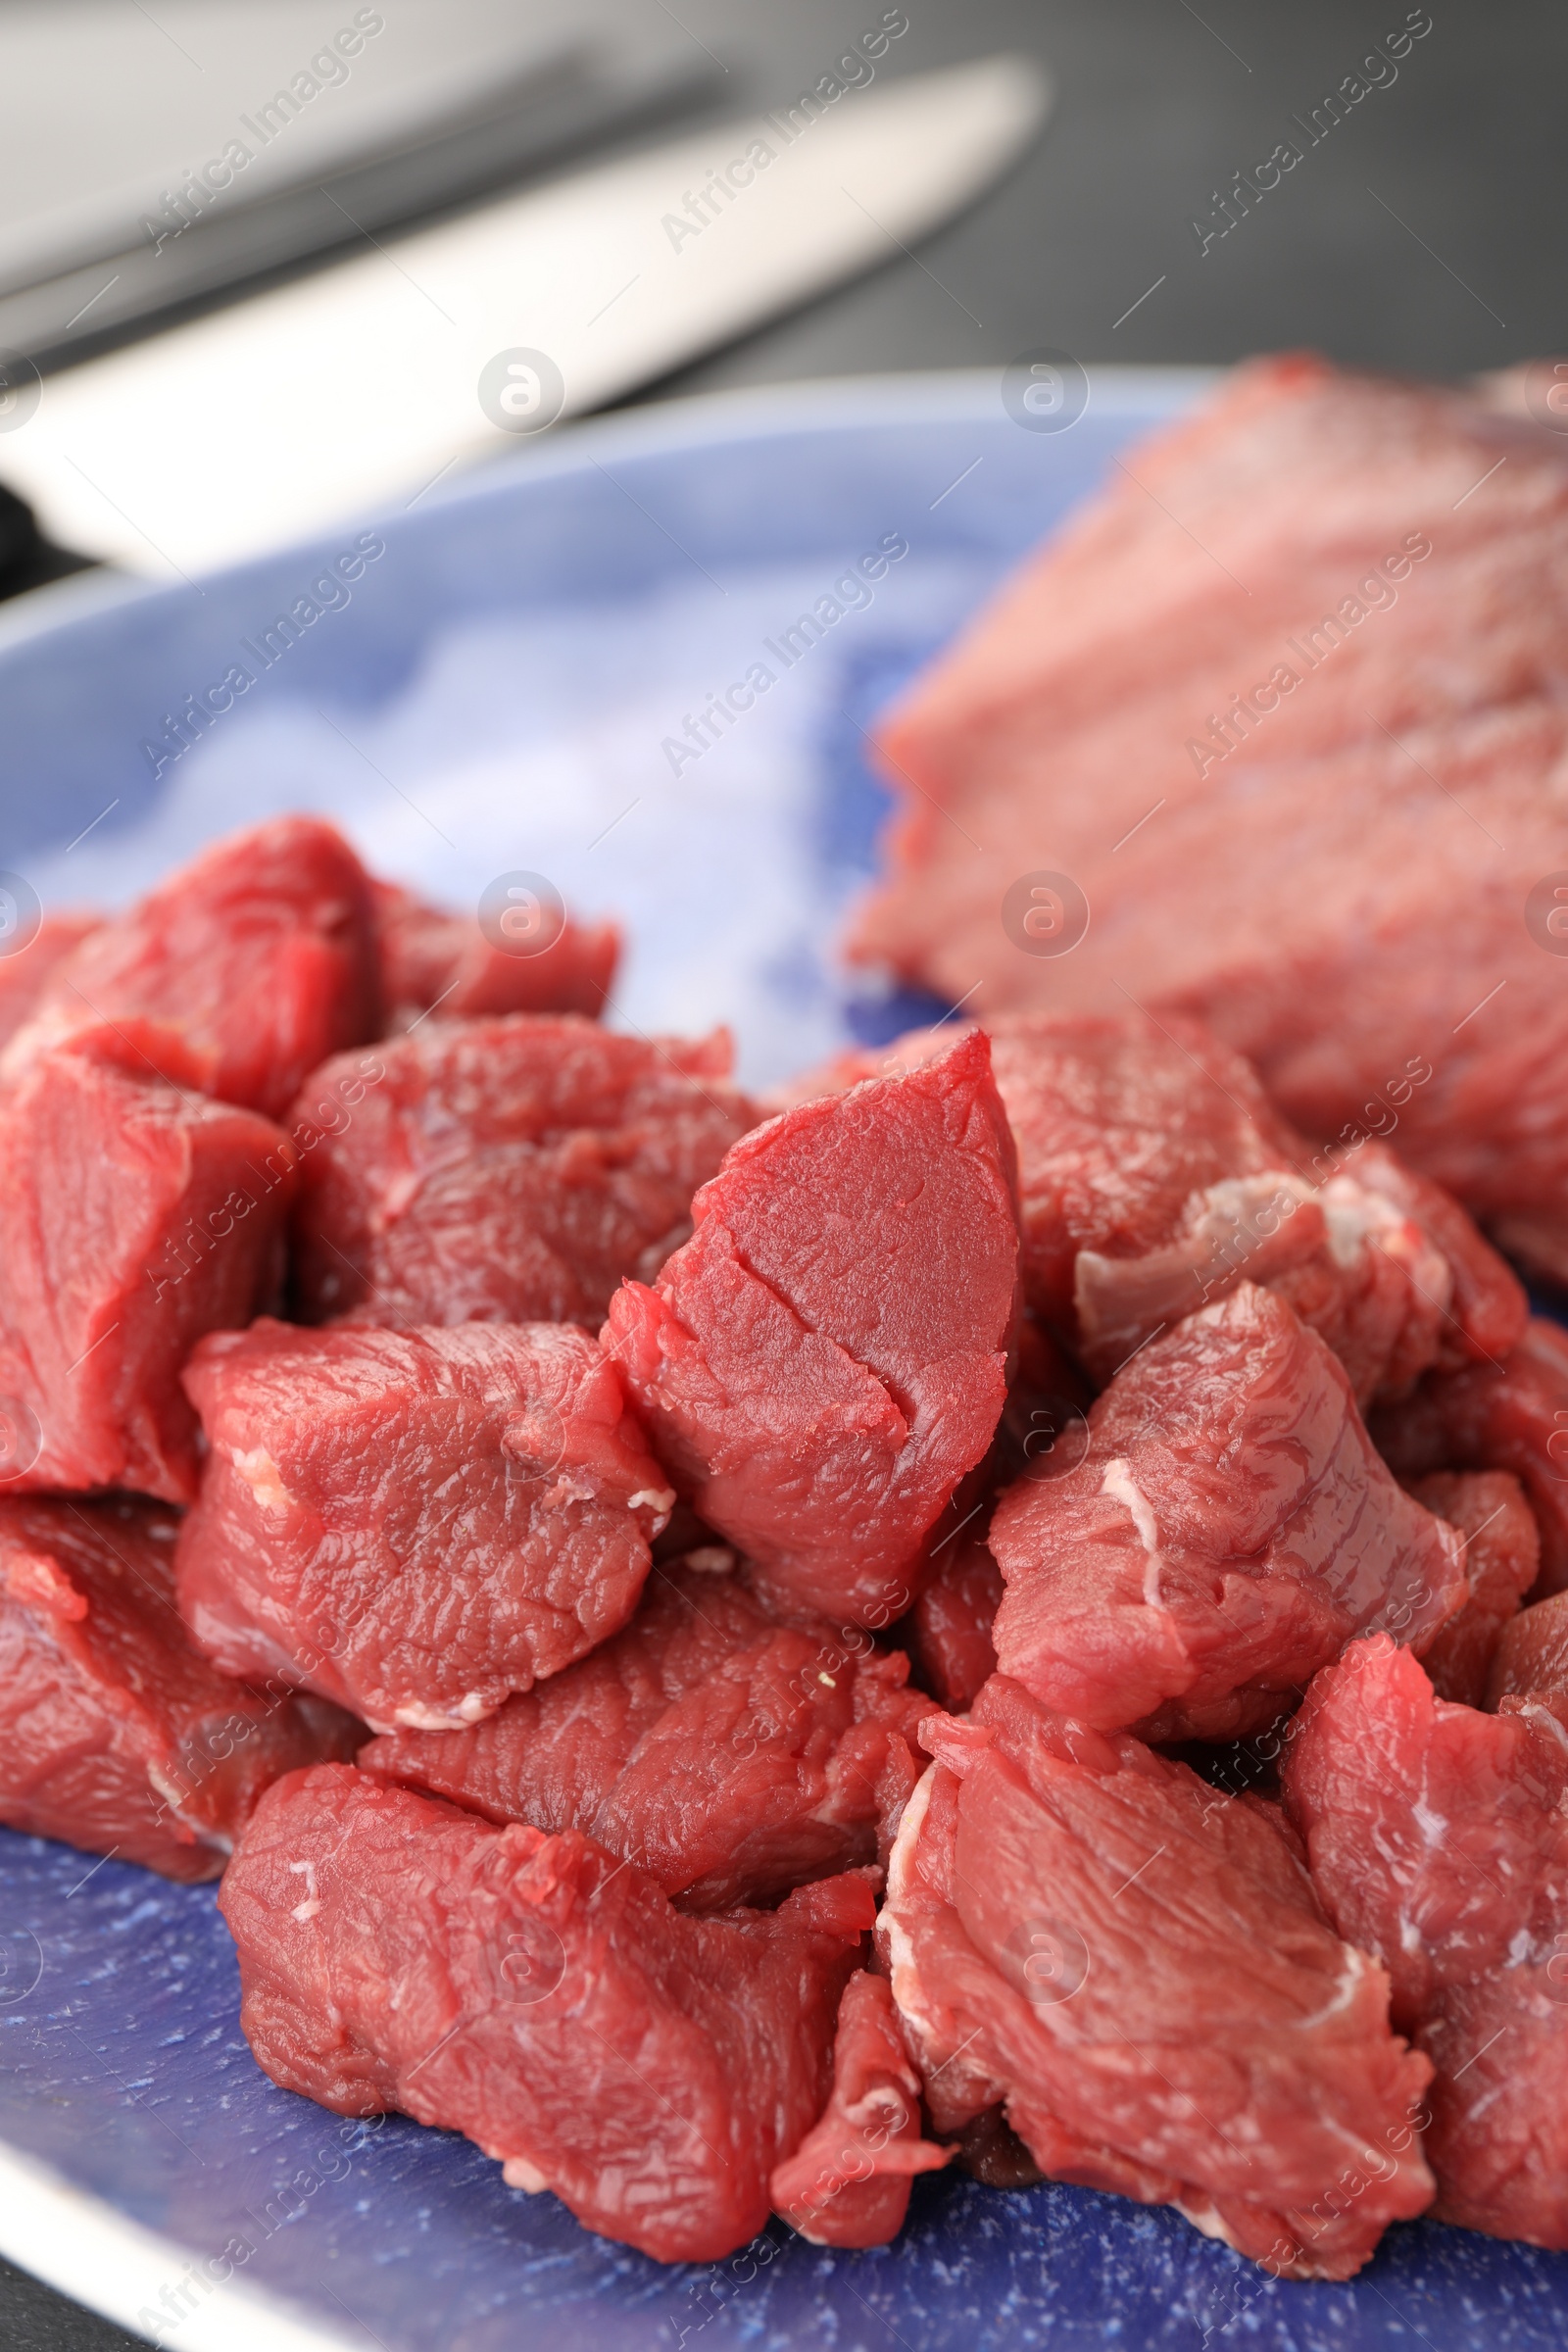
0,56,1050,581
0,44,720,375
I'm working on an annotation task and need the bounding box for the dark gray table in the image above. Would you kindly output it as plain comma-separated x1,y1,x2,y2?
630,0,1560,397
3,0,1562,2339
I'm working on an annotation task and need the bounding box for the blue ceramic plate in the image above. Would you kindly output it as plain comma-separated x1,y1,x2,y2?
2,369,1564,2352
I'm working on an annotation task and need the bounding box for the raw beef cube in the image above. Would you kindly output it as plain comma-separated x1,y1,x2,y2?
991,1009,1311,1357
2,817,378,1117
896,1531,1003,1714
1488,1587,1568,1708
878,1676,1434,2278
371,878,619,1023
1372,1319,1568,1594
0,1024,297,1501
220,1764,871,2262
289,1016,753,1328
0,1495,359,1880
777,1012,1525,1405
604,1032,1020,1625
770,1969,951,2246
0,912,100,1049
1415,1971,1568,2249
176,1320,672,1733
768,1014,1297,1327
1402,1470,1539,1705
359,1555,927,1911
849,356,1568,1260
1285,1638,1568,2018
1284,1635,1568,2247
989,1284,1465,1740
1359,1147,1530,1375
1044,1094,1522,1409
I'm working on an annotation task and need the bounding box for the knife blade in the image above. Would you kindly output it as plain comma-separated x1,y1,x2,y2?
0,45,721,375
0,55,1050,581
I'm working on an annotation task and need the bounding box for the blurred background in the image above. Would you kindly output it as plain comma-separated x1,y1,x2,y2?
619,0,1559,388
0,0,1562,2340
0,0,1561,601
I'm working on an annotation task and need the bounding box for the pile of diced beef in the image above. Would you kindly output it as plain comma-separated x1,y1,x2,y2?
5,811,1568,2277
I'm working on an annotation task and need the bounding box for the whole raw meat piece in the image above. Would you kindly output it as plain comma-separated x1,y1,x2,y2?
1402,1470,1539,1706
0,1495,359,1879
878,1675,1434,2278
371,879,619,1023
290,1015,753,1328
1285,1634,1568,2247
777,1011,1525,1405
2,817,378,1118
770,1968,951,2246
852,355,1568,1261
1488,1587,1568,1707
176,1319,672,1732
989,1283,1465,1740
0,912,100,1049
360,1555,927,1911
0,1023,297,1500
604,1032,1020,1625
220,1763,872,2262
1372,1318,1568,1594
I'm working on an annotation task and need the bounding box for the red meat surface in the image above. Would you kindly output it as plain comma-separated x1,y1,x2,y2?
778,1013,1524,1405
1488,1587,1568,1707
989,1283,1465,1740
1058,1117,1521,1412
878,1676,1434,2278
1416,1973,1568,2249
289,1016,753,1328
0,1495,358,1880
1372,1319,1568,1595
0,1024,296,1501
770,1969,951,2246
1403,1470,1539,1706
176,1319,672,1732
220,1764,871,2262
771,1017,1294,1323
0,913,100,1049
897,1531,1003,1714
371,879,619,1024
1284,1635,1568,2246
1,818,378,1118
359,1556,927,1911
1008,1014,1291,1322
603,1032,1020,1626
850,357,1568,1259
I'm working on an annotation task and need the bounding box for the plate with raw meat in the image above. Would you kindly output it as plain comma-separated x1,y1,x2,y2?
0,362,1566,2352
